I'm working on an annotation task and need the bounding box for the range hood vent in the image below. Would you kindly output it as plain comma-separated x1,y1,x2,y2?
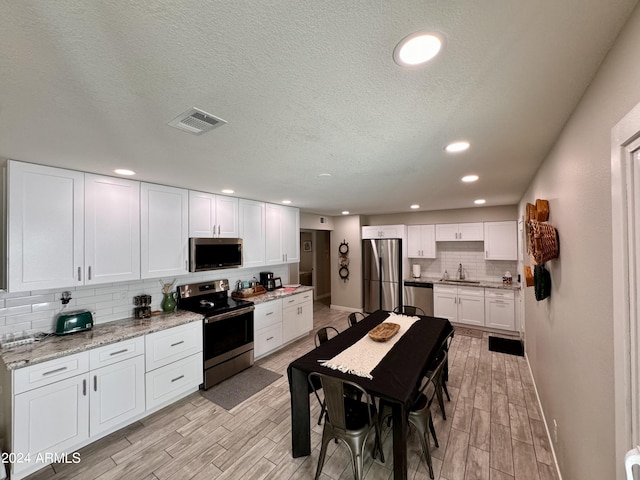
168,107,227,135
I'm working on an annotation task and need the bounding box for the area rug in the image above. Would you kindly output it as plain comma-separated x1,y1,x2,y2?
454,326,484,338
488,336,524,356
200,366,282,410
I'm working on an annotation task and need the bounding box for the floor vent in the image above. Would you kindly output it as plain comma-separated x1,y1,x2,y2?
167,107,227,135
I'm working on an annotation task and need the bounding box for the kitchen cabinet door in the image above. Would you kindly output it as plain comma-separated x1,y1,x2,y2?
435,222,484,242
485,289,516,330
85,174,140,285
140,183,189,279
407,225,436,258
282,293,313,343
188,191,239,238
457,293,485,327
266,204,300,265
433,285,458,322
239,199,266,267
89,355,145,436
484,221,517,260
459,222,484,241
7,161,85,292
13,373,90,478
362,225,406,239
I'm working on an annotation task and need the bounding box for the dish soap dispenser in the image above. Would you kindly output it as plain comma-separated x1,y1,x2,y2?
443,270,449,280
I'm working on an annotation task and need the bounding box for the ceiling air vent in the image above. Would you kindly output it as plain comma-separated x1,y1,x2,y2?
167,107,227,135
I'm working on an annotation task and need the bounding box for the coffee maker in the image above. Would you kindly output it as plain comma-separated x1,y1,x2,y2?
260,271,276,291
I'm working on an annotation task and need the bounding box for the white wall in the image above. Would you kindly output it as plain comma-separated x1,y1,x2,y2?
519,4,640,479
330,215,362,311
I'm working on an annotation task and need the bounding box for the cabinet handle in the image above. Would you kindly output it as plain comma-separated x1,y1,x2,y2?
42,366,67,376
77,267,82,281
171,340,185,347
109,348,129,356
218,225,221,236
266,336,274,341
171,375,185,383
83,379,87,396
88,266,92,280
266,312,273,316
94,375,97,391
288,299,295,304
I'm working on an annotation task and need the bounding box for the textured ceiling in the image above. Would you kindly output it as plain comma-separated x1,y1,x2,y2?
0,1,637,215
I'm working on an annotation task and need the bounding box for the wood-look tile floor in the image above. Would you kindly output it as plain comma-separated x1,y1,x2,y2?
25,300,559,480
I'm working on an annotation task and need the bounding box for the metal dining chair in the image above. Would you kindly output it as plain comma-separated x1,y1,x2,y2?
393,305,426,316
379,350,448,479
314,326,340,347
348,312,365,327
309,372,385,480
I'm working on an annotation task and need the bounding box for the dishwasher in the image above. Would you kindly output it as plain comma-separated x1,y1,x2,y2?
403,281,434,316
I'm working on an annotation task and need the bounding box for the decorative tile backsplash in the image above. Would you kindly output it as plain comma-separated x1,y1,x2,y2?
0,265,289,336
408,241,517,282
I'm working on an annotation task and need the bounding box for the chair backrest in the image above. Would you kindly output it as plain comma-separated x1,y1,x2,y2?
348,312,365,327
314,326,340,347
393,305,426,316
420,350,448,406
308,372,371,431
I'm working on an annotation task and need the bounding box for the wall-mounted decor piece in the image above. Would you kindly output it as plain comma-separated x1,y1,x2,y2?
525,198,559,301
303,240,312,252
338,240,349,282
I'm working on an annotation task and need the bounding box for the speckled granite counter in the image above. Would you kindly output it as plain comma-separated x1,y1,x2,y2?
405,277,520,291
1,310,203,370
239,285,314,305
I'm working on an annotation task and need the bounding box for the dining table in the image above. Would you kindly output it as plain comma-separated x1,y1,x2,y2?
287,309,453,480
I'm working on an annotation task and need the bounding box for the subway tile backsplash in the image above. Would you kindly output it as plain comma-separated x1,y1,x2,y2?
0,265,289,336
408,241,517,282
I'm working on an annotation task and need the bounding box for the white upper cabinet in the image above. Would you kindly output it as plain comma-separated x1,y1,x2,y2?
265,203,300,265
407,225,436,258
362,225,406,239
188,191,239,238
140,183,189,279
238,199,266,268
484,221,517,260
85,174,140,285
8,161,85,292
435,222,484,241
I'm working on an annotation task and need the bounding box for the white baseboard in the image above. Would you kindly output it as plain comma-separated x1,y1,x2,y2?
525,353,563,480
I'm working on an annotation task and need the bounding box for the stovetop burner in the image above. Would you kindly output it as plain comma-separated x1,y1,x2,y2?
178,279,253,317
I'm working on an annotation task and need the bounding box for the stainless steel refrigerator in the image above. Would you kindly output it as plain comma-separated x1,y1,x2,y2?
363,238,402,313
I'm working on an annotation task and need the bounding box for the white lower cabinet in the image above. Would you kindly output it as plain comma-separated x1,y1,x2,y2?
434,284,485,327
254,300,283,358
144,322,203,410
282,291,313,343
485,289,516,330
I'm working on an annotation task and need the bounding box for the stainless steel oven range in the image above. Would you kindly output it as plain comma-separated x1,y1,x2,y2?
177,279,254,389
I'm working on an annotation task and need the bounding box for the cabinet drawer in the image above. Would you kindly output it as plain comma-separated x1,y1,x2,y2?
14,352,90,394
145,322,202,372
145,352,203,410
255,324,283,358
434,284,457,295
458,286,485,297
254,300,283,330
282,292,312,309
485,288,515,300
89,336,145,369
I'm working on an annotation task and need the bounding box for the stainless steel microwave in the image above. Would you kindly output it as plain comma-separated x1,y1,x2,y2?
189,238,243,272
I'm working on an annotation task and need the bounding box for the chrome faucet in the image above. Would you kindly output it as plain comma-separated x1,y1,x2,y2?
457,263,465,280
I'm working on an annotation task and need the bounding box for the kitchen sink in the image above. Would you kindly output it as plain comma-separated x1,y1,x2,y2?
440,279,481,284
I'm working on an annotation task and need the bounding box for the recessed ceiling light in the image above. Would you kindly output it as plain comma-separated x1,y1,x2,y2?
445,141,470,153
318,173,332,178
474,199,486,205
342,211,350,215
221,189,234,194
394,33,442,67
282,200,292,204
410,204,420,209
114,169,135,176
462,175,479,183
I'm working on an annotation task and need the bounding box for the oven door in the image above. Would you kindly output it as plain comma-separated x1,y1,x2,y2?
203,306,254,369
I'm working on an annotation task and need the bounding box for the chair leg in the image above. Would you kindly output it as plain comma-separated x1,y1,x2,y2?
315,429,331,480
428,414,439,448
435,382,446,420
373,417,385,463
318,401,326,425
418,428,434,479
442,380,451,401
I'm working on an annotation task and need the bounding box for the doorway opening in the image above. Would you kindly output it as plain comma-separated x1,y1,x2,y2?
300,229,331,304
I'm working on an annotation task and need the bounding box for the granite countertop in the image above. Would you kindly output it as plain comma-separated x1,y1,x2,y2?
1,310,203,371
404,276,520,291
243,285,314,305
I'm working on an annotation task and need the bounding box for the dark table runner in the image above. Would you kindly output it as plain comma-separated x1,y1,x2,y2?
287,310,453,479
